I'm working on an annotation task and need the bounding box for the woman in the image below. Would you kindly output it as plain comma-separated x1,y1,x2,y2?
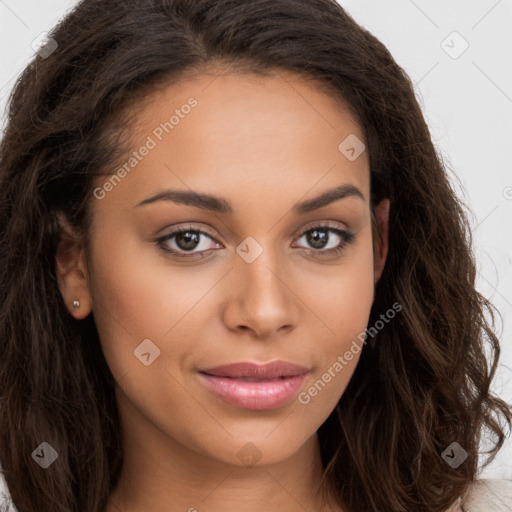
0,0,511,511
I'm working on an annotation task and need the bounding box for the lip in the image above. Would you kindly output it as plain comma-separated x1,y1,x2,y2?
198,361,310,410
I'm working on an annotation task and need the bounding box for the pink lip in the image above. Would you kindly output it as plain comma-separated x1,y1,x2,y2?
198,361,309,410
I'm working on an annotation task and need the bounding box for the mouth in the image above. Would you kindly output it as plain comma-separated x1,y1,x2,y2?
198,361,309,410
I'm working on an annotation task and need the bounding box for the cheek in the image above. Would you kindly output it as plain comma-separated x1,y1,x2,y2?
86,224,232,384
306,243,375,340
300,242,375,404
86,226,191,377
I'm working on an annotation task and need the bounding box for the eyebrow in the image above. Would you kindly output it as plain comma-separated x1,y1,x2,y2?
134,183,365,214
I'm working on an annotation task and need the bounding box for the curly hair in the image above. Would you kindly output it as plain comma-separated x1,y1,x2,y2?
0,0,510,511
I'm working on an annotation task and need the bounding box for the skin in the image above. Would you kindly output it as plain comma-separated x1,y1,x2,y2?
56,69,390,512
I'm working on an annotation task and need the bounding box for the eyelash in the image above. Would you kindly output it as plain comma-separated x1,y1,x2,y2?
155,222,356,260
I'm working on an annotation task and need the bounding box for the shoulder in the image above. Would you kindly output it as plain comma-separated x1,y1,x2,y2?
459,479,512,512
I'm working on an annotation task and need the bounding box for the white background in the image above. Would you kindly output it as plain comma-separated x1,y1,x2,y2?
1,0,511,479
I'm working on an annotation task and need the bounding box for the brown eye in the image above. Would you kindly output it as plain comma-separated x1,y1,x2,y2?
174,231,201,251
293,223,355,256
156,226,220,259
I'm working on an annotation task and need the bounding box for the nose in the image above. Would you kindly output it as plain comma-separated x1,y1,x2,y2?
221,248,301,339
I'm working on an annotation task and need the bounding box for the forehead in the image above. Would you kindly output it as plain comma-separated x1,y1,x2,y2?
94,69,370,214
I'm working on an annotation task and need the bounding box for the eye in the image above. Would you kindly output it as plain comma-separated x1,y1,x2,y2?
292,222,355,258
155,225,220,260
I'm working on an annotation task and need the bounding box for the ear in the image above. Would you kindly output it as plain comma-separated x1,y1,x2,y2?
55,212,92,319
373,199,390,284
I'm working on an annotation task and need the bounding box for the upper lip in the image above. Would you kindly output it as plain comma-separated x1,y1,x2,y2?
199,361,309,379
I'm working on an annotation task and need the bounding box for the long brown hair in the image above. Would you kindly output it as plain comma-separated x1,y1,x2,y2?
0,1,510,511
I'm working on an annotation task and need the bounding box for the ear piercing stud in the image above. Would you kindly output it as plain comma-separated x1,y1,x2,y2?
72,300,80,310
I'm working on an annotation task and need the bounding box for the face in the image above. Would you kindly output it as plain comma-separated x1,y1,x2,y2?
57,69,389,468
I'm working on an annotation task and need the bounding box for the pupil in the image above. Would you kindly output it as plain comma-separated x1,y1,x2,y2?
308,229,327,249
177,231,200,251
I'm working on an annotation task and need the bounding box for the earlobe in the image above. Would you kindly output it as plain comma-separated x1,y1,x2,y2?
55,213,92,319
373,199,390,284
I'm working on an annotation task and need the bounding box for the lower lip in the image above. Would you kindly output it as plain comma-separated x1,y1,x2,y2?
198,373,308,410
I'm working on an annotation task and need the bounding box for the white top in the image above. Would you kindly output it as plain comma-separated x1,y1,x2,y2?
0,470,511,511
459,478,512,511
